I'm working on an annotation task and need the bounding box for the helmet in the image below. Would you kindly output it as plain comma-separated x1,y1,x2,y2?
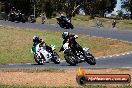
33,35,39,42
61,13,64,16
12,7,15,9
62,32,69,39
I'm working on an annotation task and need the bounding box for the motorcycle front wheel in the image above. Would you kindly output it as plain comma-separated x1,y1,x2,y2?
69,23,74,29
85,53,96,65
51,52,60,64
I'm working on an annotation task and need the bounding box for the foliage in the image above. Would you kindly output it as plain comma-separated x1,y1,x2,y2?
0,0,117,18
117,10,123,18
121,0,132,19
81,0,117,18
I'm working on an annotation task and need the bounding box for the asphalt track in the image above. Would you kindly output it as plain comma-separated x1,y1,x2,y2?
0,21,132,69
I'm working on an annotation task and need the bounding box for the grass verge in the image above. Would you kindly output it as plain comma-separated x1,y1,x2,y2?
0,26,132,64
37,15,132,30
0,68,65,73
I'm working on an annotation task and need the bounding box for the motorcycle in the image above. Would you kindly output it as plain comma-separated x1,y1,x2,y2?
17,13,26,23
62,43,96,66
8,12,15,22
8,12,26,23
31,44,60,65
56,17,74,29
29,15,36,23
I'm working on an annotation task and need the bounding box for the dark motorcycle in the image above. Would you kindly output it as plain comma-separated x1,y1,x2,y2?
56,17,74,29
8,12,26,23
62,43,96,66
17,13,26,23
8,12,15,22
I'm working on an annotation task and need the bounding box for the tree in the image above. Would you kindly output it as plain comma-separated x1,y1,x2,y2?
38,0,81,18
117,10,123,19
82,0,117,17
0,0,32,16
0,1,2,12
121,0,132,19
0,0,7,13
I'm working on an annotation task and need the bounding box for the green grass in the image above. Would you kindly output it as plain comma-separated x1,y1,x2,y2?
94,17,132,30
0,84,132,88
0,26,132,64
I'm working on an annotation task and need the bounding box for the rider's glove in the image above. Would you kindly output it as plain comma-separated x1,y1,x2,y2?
74,35,78,39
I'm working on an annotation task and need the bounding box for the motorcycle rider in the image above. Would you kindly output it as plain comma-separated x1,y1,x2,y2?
32,35,53,56
41,13,46,24
59,32,85,57
60,13,70,22
60,13,65,20
10,7,16,13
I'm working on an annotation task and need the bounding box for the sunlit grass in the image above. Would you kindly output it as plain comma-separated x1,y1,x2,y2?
0,26,132,64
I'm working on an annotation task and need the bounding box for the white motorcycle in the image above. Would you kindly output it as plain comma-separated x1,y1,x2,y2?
63,43,96,66
31,44,60,65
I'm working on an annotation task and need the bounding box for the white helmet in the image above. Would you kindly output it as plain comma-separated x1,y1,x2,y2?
61,13,64,16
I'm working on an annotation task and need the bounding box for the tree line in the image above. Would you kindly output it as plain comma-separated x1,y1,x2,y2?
3,0,132,19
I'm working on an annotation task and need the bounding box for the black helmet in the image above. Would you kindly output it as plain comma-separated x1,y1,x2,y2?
62,32,69,39
33,35,39,42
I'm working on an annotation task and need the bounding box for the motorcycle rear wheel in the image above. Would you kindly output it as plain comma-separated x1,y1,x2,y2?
64,52,77,66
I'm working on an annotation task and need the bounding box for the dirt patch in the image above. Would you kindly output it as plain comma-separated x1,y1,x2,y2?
0,68,132,87
0,70,79,87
